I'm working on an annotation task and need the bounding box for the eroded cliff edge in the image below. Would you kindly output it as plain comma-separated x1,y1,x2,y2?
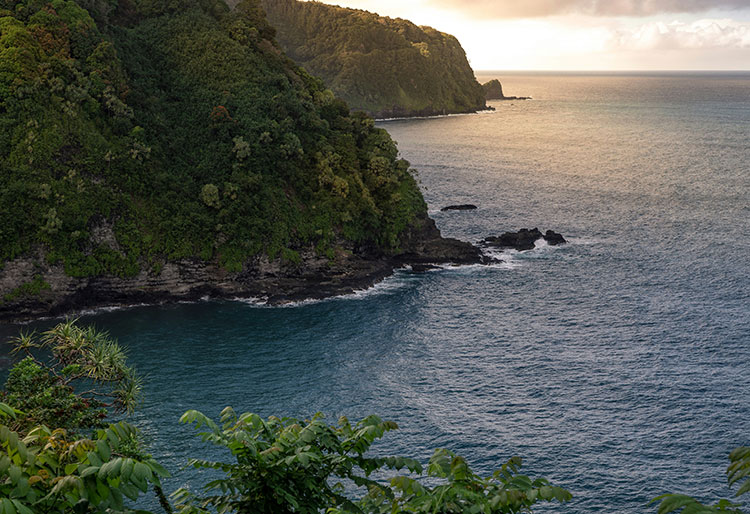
0,214,482,322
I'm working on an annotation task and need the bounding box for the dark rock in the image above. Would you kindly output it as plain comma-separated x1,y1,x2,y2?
441,204,477,211
482,79,505,100
482,79,531,101
483,228,543,251
543,230,566,246
394,213,486,265
482,228,567,251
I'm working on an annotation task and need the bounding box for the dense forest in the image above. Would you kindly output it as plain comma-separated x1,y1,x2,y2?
261,0,487,119
0,0,428,308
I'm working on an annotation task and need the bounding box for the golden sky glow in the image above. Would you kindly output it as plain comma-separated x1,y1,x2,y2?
316,0,750,70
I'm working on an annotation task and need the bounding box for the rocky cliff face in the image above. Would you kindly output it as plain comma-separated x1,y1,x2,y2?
261,0,487,119
0,214,482,322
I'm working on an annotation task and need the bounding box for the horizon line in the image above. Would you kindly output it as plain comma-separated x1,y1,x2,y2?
474,69,750,73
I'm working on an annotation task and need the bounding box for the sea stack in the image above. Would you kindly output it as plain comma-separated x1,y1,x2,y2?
483,79,505,100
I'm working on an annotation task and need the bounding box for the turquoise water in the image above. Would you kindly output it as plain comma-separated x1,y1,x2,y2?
2,73,749,512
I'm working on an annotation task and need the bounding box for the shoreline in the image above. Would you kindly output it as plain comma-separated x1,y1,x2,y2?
375,108,496,123
0,215,487,324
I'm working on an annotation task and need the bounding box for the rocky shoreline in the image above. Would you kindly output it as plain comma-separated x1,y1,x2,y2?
0,213,569,324
0,214,487,323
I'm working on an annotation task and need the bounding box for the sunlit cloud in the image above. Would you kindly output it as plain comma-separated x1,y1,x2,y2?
326,0,750,19
429,0,750,19
611,18,750,49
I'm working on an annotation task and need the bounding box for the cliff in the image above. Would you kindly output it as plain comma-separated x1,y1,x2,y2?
0,0,480,321
260,0,487,119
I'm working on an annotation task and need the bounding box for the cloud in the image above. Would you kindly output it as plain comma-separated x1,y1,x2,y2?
429,0,750,18
610,18,750,49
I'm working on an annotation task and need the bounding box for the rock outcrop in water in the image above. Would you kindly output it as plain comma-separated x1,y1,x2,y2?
482,79,531,101
441,204,478,211
483,79,505,100
482,228,566,251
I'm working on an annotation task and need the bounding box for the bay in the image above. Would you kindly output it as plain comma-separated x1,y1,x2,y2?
2,72,749,512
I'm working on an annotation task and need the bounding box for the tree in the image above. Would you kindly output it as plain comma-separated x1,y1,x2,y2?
355,450,571,514
172,408,571,514
2,320,142,436
172,408,421,513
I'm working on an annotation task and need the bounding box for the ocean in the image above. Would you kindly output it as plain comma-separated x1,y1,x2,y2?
2,72,749,512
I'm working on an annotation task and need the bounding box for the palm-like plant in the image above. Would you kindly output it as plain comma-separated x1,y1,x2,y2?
2,320,143,435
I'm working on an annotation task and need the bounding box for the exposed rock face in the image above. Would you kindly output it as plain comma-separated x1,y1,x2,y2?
482,228,566,251
0,213,485,322
394,214,486,266
441,204,478,211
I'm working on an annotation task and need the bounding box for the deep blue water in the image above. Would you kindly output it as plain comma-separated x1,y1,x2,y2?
2,73,749,512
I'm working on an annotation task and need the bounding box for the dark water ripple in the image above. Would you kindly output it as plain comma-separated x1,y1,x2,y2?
1,73,749,512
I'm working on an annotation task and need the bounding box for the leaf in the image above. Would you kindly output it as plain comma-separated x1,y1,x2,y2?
8,464,22,483
1,498,18,514
96,439,111,461
133,461,153,482
656,494,704,514
735,480,750,497
146,459,171,478
11,501,32,514
10,477,29,498
105,428,120,450
120,458,134,481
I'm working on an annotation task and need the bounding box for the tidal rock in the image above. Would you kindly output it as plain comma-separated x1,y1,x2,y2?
482,228,567,251
482,79,505,100
441,204,478,211
481,79,531,101
483,228,543,251
543,230,566,245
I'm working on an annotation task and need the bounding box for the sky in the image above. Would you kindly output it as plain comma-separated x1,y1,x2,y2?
316,0,750,70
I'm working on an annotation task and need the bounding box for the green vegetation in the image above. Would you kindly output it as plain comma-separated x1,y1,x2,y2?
261,0,487,118
1,320,142,436
654,446,750,513
0,0,426,283
0,321,168,512
0,412,169,513
4,320,748,514
1,321,572,513
1,276,50,304
173,409,571,514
